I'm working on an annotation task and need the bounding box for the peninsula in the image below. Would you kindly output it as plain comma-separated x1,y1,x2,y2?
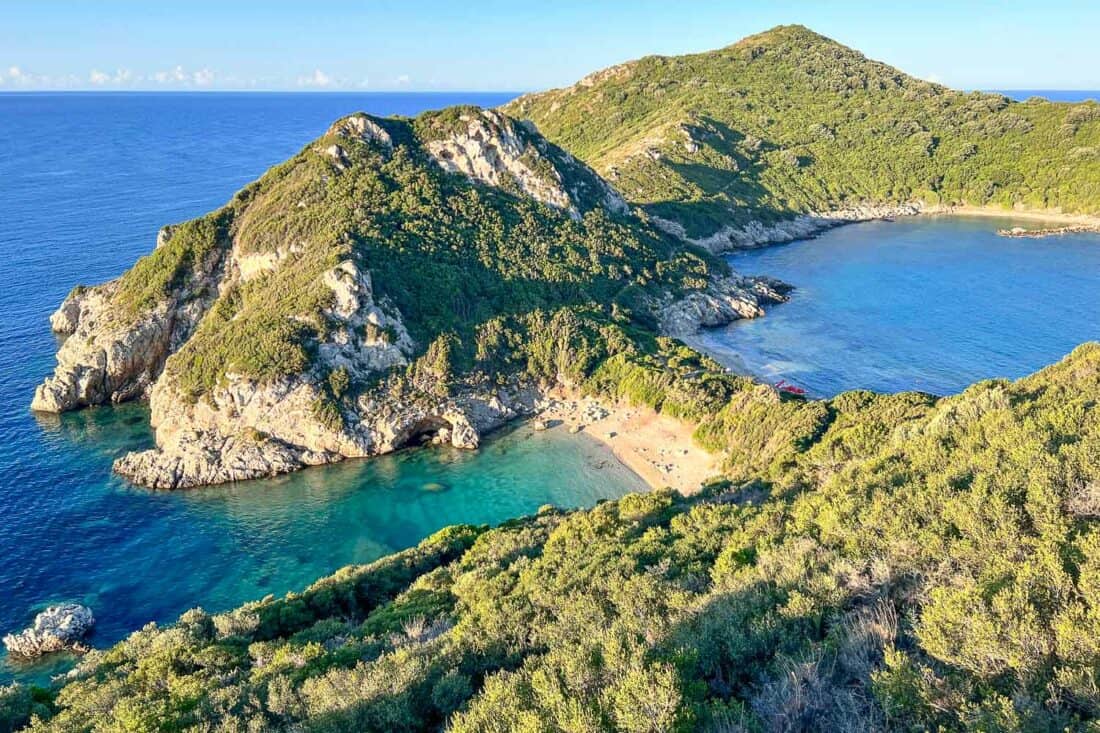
32,108,785,489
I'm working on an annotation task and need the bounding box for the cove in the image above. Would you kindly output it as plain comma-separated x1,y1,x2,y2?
698,215,1100,397
1,404,643,684
1,91,650,684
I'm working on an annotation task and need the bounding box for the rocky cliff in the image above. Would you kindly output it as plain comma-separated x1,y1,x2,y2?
31,220,230,412
34,106,784,488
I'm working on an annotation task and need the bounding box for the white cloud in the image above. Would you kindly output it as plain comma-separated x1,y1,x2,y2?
145,65,216,87
2,65,56,87
88,68,134,86
394,74,411,86
153,65,187,84
192,68,215,86
297,68,334,88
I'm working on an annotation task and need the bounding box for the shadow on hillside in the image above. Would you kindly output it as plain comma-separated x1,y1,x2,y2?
638,116,799,238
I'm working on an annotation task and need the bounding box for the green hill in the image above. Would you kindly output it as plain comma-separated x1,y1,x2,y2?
7,344,1100,731
32,106,769,489
14,26,1100,732
505,25,1100,240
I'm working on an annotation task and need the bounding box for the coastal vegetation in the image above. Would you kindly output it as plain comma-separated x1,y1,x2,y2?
505,25,1100,239
142,115,712,402
5,343,1099,731
17,23,1100,731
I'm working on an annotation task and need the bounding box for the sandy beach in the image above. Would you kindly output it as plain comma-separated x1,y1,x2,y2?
534,389,721,495
931,204,1100,227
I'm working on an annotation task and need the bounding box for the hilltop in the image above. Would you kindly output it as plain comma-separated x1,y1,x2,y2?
31,106,784,488
505,25,1100,249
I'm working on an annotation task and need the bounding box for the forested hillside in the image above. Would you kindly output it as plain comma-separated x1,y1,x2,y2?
6,342,1100,731
506,25,1100,239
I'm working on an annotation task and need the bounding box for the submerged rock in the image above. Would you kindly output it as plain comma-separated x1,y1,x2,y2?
3,604,95,658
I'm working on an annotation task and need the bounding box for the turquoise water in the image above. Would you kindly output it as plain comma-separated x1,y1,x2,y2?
701,215,1100,397
6,406,642,684
0,92,648,684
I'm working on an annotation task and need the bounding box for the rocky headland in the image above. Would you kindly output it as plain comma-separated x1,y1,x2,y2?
652,202,927,254
33,106,786,489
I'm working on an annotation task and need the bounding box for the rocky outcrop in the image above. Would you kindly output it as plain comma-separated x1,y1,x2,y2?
328,114,394,151
3,604,94,658
105,245,543,490
32,222,230,413
423,108,628,219
659,274,793,337
31,283,209,412
653,202,925,254
998,223,1100,238
114,378,539,489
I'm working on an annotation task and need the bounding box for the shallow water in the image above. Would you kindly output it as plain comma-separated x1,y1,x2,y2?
0,92,651,684
700,215,1100,397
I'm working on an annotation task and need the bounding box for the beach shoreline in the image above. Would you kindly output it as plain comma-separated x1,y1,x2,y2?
534,389,720,495
522,203,1100,498
930,204,1100,226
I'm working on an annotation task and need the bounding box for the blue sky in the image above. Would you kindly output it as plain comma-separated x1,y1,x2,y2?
2,1,1098,92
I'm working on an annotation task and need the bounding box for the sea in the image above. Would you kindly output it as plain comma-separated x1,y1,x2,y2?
0,92,650,684
701,215,1100,396
1,90,1098,683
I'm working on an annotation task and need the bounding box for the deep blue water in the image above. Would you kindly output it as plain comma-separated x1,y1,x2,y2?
996,89,1100,102
0,92,654,684
702,215,1100,397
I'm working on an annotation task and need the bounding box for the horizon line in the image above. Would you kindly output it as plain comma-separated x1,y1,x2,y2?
0,89,529,95
1,87,1098,96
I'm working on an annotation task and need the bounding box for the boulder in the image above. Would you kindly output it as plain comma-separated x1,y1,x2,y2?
3,604,94,658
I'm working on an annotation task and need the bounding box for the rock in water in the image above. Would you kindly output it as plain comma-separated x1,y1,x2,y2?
3,604,95,658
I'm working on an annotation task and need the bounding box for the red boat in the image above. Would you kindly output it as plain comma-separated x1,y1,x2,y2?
775,380,807,396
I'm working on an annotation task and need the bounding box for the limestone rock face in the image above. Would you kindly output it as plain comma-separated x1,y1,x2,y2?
328,113,394,152
32,285,201,412
653,202,925,254
424,108,628,219
105,242,540,489
32,226,229,413
3,604,95,658
114,377,539,489
658,274,793,337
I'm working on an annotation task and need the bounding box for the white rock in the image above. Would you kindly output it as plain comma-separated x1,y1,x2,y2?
424,109,628,219
652,202,926,255
658,273,793,337
3,604,95,658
